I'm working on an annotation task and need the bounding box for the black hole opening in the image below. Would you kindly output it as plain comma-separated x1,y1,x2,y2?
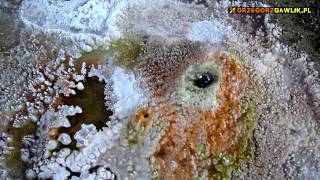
193,73,214,88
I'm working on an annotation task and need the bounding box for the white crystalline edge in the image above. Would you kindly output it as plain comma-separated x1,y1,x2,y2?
46,140,58,150
19,0,144,47
86,65,146,118
111,67,146,119
20,0,236,48
62,123,122,176
186,20,235,44
57,133,72,145
74,124,98,148
34,65,145,178
40,105,82,129
19,0,236,48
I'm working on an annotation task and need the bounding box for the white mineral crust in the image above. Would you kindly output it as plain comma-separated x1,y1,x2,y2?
76,82,85,91
41,106,82,128
74,124,98,148
46,140,58,150
111,67,146,119
57,133,72,145
20,0,143,52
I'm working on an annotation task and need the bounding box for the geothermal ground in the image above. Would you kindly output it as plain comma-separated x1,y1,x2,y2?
0,0,319,179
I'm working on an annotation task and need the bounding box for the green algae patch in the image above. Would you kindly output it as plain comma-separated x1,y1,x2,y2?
125,107,155,147
74,36,142,69
219,91,259,179
4,120,37,178
58,76,113,149
208,120,255,179
208,147,252,180
75,47,109,71
107,37,142,67
208,83,260,179
208,105,256,179
125,120,149,147
125,122,143,147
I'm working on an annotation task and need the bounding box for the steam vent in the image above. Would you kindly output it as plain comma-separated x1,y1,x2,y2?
0,0,319,179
